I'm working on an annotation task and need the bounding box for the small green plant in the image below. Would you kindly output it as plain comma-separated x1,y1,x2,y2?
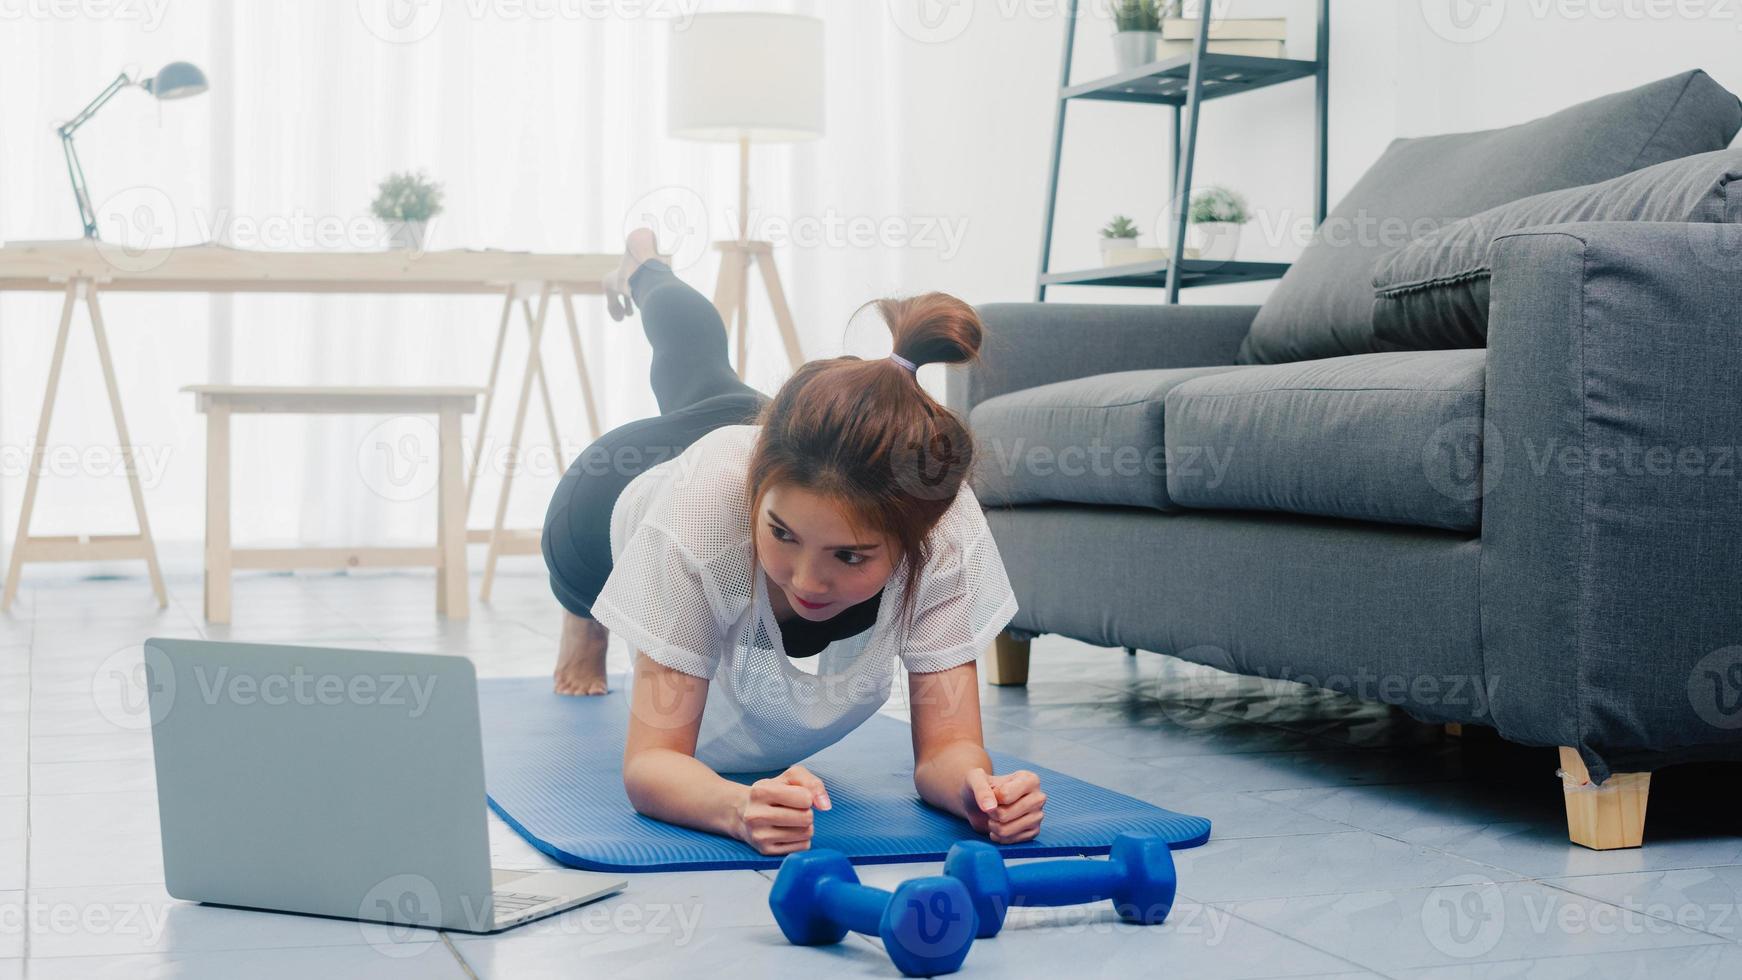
1113,0,1163,32
1100,215,1141,239
370,170,446,222
1188,185,1250,224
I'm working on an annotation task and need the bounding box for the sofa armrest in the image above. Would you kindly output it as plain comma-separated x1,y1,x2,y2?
944,302,1257,417
1483,221,1742,781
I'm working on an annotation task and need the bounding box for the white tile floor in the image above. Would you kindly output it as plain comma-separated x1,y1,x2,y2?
2,568,1740,978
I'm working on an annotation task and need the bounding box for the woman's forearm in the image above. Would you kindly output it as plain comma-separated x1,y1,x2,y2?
914,738,994,820
623,747,750,841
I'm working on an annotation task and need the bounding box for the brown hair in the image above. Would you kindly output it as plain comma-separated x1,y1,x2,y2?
746,292,985,629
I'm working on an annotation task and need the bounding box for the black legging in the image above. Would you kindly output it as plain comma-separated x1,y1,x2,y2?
541,259,769,618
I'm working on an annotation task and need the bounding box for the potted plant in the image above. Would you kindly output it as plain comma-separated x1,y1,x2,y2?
371,170,445,251
1099,215,1142,263
1187,185,1249,262
1112,0,1164,72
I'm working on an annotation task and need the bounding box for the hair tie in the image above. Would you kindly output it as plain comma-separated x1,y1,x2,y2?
888,352,919,374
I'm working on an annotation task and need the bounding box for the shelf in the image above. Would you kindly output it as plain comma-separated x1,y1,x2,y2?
1038,258,1290,290
1062,54,1319,107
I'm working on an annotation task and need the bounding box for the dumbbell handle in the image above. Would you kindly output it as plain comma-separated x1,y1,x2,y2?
816,878,892,938
1003,858,1123,907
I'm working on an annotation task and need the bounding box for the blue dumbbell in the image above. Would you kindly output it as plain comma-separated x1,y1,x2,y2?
943,832,1177,938
770,849,978,977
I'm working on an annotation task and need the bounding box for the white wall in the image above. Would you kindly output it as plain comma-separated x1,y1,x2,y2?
889,0,1742,315
5,0,1742,571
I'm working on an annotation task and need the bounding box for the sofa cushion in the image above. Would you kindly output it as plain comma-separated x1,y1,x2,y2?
1165,350,1488,531
968,365,1244,510
1236,70,1742,365
1372,148,1742,351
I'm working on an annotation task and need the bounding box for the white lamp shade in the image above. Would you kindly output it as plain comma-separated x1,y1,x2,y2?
667,13,824,143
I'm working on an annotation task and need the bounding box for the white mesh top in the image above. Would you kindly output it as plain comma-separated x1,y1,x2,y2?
589,424,1019,773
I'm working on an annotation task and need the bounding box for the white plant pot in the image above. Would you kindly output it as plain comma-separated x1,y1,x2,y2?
385,219,429,251
1113,30,1160,72
1099,236,1139,263
1189,221,1243,262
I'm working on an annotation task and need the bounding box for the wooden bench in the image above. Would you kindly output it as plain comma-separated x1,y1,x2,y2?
184,385,482,624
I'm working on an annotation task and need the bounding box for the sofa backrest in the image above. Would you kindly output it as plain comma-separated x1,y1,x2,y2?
1236,69,1742,366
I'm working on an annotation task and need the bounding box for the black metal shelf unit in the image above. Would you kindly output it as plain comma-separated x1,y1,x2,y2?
1035,1,1330,301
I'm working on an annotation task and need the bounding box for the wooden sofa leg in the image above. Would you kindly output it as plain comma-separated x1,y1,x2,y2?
1558,747,1650,850
983,631,1031,687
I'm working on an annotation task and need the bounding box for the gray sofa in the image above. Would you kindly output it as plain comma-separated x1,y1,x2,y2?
949,71,1742,849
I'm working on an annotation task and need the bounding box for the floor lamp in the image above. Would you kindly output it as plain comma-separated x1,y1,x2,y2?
667,12,823,378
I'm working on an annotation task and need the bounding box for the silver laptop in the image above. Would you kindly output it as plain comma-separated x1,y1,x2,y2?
143,637,626,933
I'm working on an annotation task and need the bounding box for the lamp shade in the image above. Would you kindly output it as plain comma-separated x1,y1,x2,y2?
667,13,823,143
144,61,208,100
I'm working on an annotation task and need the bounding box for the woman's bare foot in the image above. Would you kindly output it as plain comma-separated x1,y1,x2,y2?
555,609,610,696
601,227,664,322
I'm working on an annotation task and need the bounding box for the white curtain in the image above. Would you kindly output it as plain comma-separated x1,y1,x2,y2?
0,0,908,572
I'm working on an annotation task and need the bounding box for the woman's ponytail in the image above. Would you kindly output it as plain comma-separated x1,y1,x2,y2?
873,292,984,371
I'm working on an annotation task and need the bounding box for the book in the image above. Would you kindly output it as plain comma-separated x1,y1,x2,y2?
1158,38,1286,59
1162,17,1288,41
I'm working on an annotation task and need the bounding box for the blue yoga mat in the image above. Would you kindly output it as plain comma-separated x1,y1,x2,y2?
478,676,1211,872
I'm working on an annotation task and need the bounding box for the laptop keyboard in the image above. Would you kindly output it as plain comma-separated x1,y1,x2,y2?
492,891,558,917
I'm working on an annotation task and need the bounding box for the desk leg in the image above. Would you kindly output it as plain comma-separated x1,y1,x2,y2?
559,288,602,442
2,282,77,612
436,406,468,619
712,247,746,380
732,251,752,379
465,289,515,514
756,249,806,371
87,285,167,608
481,284,551,603
203,406,232,624
520,296,565,458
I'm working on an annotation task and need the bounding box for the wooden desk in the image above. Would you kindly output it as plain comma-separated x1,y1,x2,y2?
0,241,618,611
